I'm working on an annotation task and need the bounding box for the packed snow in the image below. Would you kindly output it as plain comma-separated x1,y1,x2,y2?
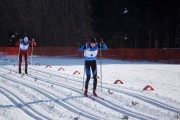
0,56,180,120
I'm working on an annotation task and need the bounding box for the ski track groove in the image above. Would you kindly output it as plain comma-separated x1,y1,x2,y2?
29,66,180,113
0,69,101,120
2,66,158,120
1,67,123,119
0,85,49,120
26,71,156,120
26,72,155,120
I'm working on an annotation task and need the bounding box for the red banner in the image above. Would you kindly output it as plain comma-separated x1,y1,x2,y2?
0,47,180,64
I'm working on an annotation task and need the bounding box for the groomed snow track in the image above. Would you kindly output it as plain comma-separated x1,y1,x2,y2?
0,64,180,120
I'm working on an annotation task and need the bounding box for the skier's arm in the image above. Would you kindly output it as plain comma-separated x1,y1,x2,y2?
101,43,107,51
33,41,37,46
32,41,37,46
98,43,107,50
79,44,86,52
32,39,37,46
98,39,107,51
15,41,20,46
29,39,37,46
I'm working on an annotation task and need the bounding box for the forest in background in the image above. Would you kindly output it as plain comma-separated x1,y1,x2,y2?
0,0,180,48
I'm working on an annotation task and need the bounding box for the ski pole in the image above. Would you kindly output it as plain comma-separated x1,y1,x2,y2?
31,39,34,65
17,39,22,66
82,43,87,91
82,60,85,91
17,45,20,66
100,41,102,91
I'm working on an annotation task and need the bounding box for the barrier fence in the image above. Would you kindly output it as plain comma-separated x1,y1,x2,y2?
0,47,180,64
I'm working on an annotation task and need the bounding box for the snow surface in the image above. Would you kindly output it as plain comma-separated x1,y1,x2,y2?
0,56,180,120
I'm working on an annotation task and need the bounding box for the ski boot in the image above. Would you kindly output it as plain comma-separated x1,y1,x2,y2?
19,68,21,74
25,69,28,74
93,89,97,97
84,89,88,97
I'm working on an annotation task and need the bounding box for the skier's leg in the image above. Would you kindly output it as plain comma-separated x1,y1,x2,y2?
24,53,28,74
84,61,91,96
18,53,22,73
91,60,97,90
85,61,91,89
91,60,97,96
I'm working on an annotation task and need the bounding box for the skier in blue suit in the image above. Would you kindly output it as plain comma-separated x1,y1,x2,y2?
79,37,107,97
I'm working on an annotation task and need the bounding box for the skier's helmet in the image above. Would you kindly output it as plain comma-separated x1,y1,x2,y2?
24,37,28,43
90,37,96,43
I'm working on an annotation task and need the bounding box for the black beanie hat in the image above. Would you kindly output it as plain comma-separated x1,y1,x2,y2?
90,37,96,43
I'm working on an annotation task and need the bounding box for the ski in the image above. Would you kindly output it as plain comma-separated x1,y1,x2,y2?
85,95,104,100
87,96,95,100
93,96,104,100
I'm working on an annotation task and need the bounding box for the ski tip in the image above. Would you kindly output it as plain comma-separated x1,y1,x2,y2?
96,96,104,100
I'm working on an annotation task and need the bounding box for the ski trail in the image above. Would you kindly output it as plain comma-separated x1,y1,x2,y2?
0,86,48,120
2,66,155,119
30,66,180,111
28,66,180,113
0,73,101,120
9,67,157,119
102,85,180,113
2,66,180,119
29,67,81,82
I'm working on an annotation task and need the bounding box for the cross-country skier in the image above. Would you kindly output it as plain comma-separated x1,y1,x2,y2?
15,37,37,74
79,37,107,97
